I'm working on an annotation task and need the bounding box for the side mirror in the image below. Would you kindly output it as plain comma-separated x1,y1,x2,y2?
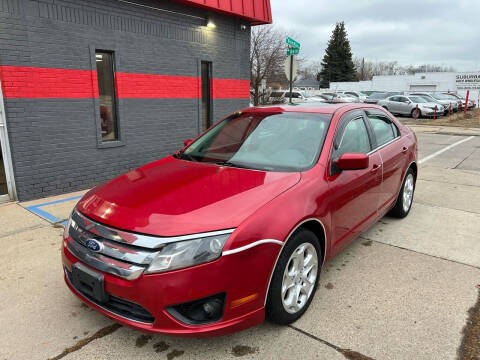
183,139,194,147
335,153,369,171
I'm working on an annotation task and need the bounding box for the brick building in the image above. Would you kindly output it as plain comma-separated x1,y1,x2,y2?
0,0,271,202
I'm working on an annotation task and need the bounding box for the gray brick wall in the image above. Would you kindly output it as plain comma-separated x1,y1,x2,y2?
0,0,251,201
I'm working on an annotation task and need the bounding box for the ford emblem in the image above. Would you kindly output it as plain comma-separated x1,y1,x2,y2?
85,239,102,252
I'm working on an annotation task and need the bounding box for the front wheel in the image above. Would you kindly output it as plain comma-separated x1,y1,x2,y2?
388,168,416,218
266,229,321,324
411,108,421,119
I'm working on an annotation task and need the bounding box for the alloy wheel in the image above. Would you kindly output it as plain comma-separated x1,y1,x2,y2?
281,242,318,314
403,173,414,212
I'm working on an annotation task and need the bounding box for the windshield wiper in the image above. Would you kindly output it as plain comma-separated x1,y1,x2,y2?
175,152,198,162
211,160,273,171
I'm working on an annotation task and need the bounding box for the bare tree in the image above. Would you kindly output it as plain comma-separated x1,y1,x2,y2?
250,25,287,105
298,60,323,80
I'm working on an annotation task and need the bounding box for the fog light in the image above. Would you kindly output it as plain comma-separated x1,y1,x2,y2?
166,293,225,325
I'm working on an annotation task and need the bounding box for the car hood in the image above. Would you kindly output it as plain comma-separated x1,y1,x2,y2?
77,157,301,237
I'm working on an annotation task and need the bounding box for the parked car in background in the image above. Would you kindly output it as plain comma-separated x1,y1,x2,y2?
428,93,460,112
268,91,323,104
379,95,445,118
62,103,418,336
340,91,368,102
443,93,475,110
364,92,390,104
441,93,464,110
409,93,456,114
321,92,358,103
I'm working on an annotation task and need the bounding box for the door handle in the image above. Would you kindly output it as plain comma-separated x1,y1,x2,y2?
370,164,381,173
402,146,408,154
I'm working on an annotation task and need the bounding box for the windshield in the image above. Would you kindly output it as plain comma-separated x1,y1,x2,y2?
180,112,332,172
409,96,429,103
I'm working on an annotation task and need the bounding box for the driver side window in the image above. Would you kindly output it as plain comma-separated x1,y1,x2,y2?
331,117,371,173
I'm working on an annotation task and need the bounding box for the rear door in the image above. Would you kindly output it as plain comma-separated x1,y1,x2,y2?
327,111,382,256
364,110,407,213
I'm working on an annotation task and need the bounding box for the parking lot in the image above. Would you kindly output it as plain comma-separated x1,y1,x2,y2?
1,125,479,360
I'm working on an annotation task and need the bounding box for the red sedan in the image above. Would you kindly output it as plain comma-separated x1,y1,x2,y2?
62,103,418,336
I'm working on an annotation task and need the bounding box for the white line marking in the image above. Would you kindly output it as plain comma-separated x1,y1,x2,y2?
222,239,283,256
419,136,475,164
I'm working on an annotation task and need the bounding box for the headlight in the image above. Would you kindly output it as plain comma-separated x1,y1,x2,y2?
63,212,75,238
145,234,230,274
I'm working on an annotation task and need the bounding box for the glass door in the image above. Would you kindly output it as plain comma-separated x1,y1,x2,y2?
0,138,9,202
0,83,15,202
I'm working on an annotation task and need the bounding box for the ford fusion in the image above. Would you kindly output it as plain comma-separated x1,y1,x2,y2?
62,103,418,337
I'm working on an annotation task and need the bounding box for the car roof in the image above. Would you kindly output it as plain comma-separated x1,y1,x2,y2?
240,103,380,115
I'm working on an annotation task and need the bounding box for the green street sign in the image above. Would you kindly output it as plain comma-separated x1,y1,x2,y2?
287,47,299,56
286,37,300,49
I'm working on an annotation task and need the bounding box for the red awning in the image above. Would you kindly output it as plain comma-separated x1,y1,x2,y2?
171,0,272,25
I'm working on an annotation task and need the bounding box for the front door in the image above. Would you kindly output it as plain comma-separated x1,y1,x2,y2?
396,96,411,115
327,111,382,256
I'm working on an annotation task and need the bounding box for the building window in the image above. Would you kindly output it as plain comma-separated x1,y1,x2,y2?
96,51,118,141
201,61,212,131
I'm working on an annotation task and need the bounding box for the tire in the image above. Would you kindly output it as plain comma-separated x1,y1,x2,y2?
266,229,321,325
382,106,389,111
411,108,421,119
388,168,416,218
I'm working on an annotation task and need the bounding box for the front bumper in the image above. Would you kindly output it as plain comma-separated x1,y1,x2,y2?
62,236,279,337
420,107,443,116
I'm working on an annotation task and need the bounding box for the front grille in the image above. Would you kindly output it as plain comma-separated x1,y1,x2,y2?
67,210,161,280
66,269,155,324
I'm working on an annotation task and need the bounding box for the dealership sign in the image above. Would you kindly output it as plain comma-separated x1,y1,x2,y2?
455,72,480,90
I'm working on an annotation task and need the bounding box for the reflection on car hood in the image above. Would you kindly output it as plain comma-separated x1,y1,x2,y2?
77,157,301,237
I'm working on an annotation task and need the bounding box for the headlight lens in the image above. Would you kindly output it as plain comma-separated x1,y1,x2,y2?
145,234,230,274
63,212,75,238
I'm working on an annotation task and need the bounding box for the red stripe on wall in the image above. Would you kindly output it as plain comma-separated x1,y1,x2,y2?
212,78,250,98
0,65,249,99
115,72,200,98
0,66,98,98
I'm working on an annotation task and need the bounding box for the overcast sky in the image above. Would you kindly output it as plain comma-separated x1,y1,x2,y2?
270,0,480,71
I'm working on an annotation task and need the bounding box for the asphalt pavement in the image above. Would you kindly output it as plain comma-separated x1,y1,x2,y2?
1,126,479,360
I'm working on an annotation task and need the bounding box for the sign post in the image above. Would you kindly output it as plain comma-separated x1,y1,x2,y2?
464,90,470,114
285,37,300,104
284,55,298,104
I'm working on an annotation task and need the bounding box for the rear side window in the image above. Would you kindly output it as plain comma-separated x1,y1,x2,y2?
367,114,398,147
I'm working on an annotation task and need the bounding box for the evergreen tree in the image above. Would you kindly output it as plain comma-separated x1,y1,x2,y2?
319,22,356,88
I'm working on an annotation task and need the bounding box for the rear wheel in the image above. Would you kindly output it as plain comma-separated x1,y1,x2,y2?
266,229,321,324
388,168,416,218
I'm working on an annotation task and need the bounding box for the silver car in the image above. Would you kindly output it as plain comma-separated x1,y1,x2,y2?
320,92,358,103
378,95,445,118
340,91,368,102
410,92,457,114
